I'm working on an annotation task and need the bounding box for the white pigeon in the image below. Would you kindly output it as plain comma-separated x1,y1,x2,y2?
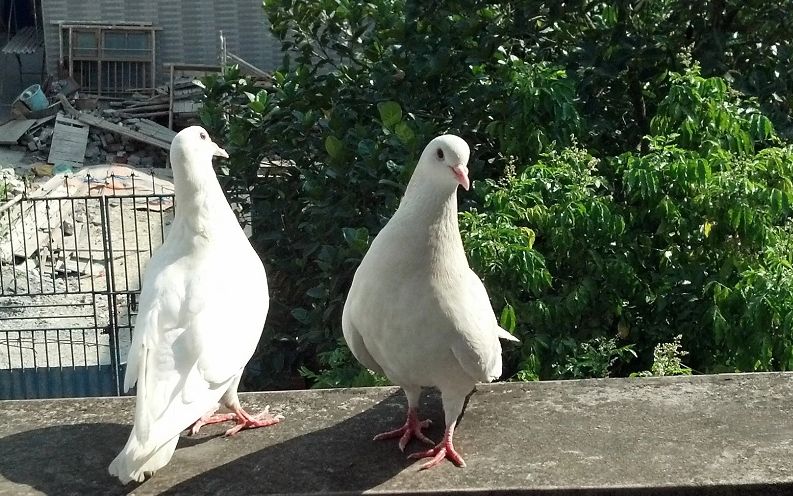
108,126,281,484
342,134,519,470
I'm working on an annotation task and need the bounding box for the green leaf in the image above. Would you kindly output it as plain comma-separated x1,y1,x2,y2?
394,121,415,144
248,100,266,113
522,227,536,249
306,285,325,299
325,135,344,159
342,227,369,252
377,101,402,130
291,308,311,325
500,303,517,332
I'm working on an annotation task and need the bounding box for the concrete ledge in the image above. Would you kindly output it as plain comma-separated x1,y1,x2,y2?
1,373,793,495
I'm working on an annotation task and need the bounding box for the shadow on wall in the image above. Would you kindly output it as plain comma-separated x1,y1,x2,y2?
0,391,438,495
158,391,435,495
0,423,209,495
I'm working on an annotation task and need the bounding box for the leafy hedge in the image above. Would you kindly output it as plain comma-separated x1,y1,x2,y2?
199,1,793,389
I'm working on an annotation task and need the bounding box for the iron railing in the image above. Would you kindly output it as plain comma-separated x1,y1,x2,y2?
0,168,174,399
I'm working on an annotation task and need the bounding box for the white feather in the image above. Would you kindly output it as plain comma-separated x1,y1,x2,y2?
343,134,519,434
109,127,267,483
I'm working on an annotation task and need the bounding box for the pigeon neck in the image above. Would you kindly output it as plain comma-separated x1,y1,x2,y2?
397,183,462,241
172,162,235,232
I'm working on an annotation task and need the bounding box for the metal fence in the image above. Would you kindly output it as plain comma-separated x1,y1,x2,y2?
0,167,174,399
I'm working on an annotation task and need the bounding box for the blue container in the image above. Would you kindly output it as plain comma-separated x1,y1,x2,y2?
19,84,48,111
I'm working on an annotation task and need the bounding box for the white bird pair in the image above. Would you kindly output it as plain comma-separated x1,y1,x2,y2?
108,127,518,483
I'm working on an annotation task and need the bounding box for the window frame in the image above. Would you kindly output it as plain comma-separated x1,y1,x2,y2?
57,21,158,96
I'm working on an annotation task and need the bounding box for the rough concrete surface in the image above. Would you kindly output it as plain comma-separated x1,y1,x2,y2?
0,373,792,495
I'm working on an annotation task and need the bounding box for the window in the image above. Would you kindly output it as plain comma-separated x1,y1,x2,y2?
60,23,157,96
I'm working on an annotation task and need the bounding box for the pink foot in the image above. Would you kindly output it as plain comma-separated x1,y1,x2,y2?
224,405,284,437
373,407,435,452
188,410,237,435
407,425,466,470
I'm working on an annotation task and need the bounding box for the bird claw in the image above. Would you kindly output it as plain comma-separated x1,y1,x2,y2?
408,442,466,470
224,405,283,437
373,411,434,451
187,411,237,436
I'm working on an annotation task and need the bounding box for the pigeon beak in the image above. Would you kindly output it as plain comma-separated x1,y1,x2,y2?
451,163,470,191
213,145,229,159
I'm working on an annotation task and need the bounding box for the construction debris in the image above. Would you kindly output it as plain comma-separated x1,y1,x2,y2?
102,76,204,123
0,117,53,146
0,164,175,264
47,114,89,167
0,73,209,169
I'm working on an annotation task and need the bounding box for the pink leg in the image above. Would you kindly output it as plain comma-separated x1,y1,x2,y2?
188,409,238,436
373,407,435,452
224,405,284,437
407,420,465,470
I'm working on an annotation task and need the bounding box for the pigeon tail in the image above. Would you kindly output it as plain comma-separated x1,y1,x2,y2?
496,326,520,342
108,433,179,484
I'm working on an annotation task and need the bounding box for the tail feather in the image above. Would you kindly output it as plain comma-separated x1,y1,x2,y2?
496,326,520,342
108,431,179,484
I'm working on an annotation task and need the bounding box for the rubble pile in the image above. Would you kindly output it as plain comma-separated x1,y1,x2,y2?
13,115,168,168
0,76,203,172
83,125,166,167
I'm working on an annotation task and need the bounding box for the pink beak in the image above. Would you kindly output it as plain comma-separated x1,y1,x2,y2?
451,164,470,191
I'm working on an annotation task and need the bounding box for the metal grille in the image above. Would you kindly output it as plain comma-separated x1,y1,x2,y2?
0,169,174,399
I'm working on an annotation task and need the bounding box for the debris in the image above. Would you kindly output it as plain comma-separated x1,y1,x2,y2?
47,77,80,98
18,84,48,112
31,163,53,177
0,120,36,145
47,114,89,168
59,94,171,151
52,164,73,175
0,165,175,264
1,65,240,170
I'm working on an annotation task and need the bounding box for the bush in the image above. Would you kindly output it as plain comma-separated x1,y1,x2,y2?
200,1,793,389
463,63,793,379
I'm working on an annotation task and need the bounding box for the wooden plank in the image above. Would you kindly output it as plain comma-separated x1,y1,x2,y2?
57,93,170,150
227,52,270,78
118,111,169,119
0,119,36,145
52,114,82,126
133,121,177,142
48,114,89,167
78,114,170,150
173,100,202,113
58,94,171,150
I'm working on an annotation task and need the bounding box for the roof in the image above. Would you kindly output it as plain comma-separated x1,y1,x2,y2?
1,26,44,55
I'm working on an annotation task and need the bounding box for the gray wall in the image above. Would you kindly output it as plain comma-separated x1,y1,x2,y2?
40,0,283,84
0,51,45,112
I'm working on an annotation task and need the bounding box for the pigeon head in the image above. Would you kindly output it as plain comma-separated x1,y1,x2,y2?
416,134,471,191
170,126,229,171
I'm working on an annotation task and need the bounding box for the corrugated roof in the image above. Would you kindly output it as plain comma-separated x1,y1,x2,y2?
2,26,44,55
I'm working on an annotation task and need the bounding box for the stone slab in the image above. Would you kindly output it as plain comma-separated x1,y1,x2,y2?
1,373,793,495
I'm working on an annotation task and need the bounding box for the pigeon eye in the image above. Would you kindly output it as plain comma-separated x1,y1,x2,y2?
200,132,207,140
436,148,444,160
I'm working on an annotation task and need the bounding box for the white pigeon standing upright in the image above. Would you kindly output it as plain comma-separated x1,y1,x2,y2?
342,134,520,470
108,126,282,484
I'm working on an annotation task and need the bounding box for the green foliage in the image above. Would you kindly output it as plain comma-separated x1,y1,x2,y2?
298,340,390,389
200,1,793,388
553,337,637,379
463,64,793,379
650,62,778,155
632,335,692,377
